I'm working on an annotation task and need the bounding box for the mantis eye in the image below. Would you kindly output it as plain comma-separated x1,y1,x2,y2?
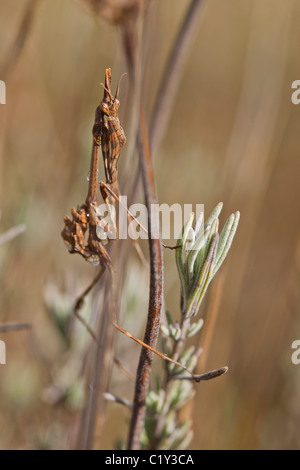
101,102,109,116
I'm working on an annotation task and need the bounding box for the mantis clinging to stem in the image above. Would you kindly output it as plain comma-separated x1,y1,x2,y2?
61,68,204,381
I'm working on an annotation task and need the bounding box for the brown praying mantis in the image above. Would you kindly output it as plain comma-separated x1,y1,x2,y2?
61,69,202,381
61,69,117,267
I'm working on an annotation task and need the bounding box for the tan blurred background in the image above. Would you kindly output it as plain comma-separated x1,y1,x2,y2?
0,0,300,450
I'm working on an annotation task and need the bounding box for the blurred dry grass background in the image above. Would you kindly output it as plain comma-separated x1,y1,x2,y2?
0,0,300,450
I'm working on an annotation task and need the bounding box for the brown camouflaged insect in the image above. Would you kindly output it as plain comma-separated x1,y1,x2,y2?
99,71,126,206
61,69,126,268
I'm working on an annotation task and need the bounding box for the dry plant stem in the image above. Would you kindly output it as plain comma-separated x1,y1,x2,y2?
113,319,200,378
0,224,26,246
77,272,114,450
73,267,106,343
74,267,106,312
127,109,164,450
71,315,95,342
104,392,132,409
0,0,40,78
174,367,228,382
150,0,208,152
125,0,208,212
0,0,39,199
0,322,31,332
72,276,136,383
114,357,136,383
122,15,165,451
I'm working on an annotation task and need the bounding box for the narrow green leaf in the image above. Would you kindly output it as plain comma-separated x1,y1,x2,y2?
215,213,234,265
191,220,217,296
161,324,170,337
213,211,240,276
190,226,212,294
188,234,219,317
204,202,223,230
187,318,204,338
165,310,174,327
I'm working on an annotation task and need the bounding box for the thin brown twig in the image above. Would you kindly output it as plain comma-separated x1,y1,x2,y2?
0,224,26,246
71,270,137,383
113,357,136,383
72,267,106,342
76,272,113,450
150,0,208,153
73,259,204,379
0,322,31,332
75,0,208,448
74,267,106,312
73,310,98,343
0,0,40,204
172,366,228,382
122,18,165,445
104,392,132,408
127,108,164,450
112,320,204,381
123,0,209,278
1,0,40,78
74,289,137,383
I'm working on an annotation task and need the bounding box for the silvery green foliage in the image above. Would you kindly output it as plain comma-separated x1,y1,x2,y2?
142,203,239,450
142,379,195,450
43,282,93,410
44,283,74,341
176,203,240,318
